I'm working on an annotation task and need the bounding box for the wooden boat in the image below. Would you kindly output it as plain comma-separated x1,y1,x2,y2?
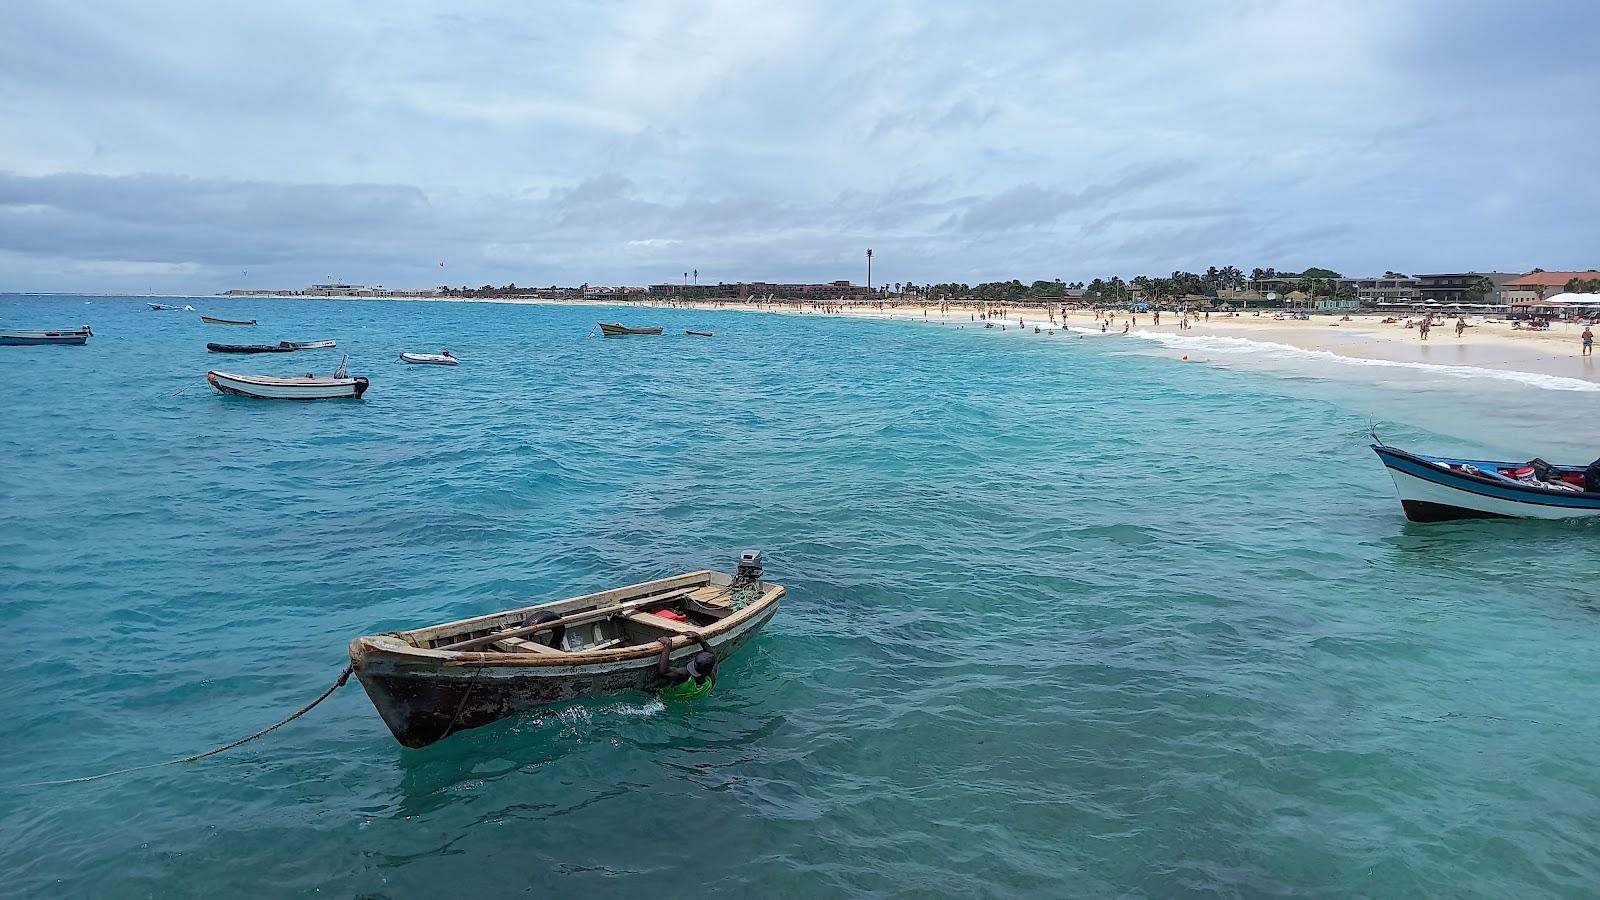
208,355,368,400
1373,444,1600,522
399,351,458,366
350,551,783,747
286,339,336,350
686,330,714,337
148,302,194,311
0,326,92,346
200,315,257,326
206,341,296,353
598,322,664,336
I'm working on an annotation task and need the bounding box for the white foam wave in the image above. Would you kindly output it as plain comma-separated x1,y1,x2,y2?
1123,331,1600,393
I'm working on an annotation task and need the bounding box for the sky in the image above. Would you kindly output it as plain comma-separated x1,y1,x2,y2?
1,0,1597,294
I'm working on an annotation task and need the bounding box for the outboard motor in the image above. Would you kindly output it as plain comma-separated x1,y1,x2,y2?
733,549,764,588
731,550,765,609
1586,458,1600,494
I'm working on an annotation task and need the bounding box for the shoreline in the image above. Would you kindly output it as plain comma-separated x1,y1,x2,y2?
19,291,1600,390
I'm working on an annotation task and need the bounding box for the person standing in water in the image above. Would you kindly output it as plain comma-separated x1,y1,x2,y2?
657,633,717,700
1583,325,1594,356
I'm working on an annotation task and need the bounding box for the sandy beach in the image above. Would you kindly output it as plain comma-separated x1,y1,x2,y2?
598,297,1600,388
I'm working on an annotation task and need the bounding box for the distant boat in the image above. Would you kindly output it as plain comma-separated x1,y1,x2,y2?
200,315,257,326
399,350,458,366
1,326,93,346
686,330,714,337
598,322,664,336
208,355,368,400
1373,444,1600,522
349,551,782,747
148,303,194,311
206,342,296,354
286,339,336,350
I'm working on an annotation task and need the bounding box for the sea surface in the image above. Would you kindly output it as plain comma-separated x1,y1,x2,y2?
3,294,1600,898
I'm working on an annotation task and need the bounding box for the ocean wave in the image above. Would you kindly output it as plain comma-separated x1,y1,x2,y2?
1123,330,1600,392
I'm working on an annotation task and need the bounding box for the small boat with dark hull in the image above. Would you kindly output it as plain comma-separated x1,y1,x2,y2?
200,315,257,326
349,552,783,747
207,341,296,353
148,302,194,311
686,330,714,337
1,326,93,346
598,322,664,336
1373,444,1600,522
207,355,368,400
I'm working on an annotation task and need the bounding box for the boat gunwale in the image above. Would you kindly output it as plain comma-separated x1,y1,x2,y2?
207,370,364,387
1373,444,1600,506
352,577,784,669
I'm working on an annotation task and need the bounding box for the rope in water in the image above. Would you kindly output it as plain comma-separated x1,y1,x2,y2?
18,665,353,788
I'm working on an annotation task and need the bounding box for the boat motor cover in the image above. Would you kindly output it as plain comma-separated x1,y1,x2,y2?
1586,458,1600,494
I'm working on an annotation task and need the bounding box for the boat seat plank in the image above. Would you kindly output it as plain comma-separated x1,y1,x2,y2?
494,637,565,655
688,586,733,608
625,611,698,634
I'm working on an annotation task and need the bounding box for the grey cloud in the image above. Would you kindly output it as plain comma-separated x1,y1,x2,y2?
948,161,1198,233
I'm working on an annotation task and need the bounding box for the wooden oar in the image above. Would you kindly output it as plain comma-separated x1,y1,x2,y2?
438,587,698,652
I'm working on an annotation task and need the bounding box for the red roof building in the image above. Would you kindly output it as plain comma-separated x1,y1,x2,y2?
1501,271,1600,302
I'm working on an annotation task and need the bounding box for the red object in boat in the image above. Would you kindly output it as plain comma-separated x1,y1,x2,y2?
652,609,690,623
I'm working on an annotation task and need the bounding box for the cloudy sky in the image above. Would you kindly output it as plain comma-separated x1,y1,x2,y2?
1,0,1596,293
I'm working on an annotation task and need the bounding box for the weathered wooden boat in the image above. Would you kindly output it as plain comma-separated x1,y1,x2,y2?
686,330,714,337
206,341,296,353
287,339,336,350
350,551,783,747
200,315,257,326
598,322,664,336
0,326,93,346
399,350,458,366
148,302,194,311
1373,444,1600,522
208,355,368,400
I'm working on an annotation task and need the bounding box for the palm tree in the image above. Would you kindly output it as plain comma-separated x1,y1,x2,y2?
1467,277,1496,302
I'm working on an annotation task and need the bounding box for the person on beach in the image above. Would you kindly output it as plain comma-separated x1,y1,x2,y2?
1584,326,1594,356
657,633,717,700
1455,317,1466,338
1122,321,1129,334
1101,320,1108,333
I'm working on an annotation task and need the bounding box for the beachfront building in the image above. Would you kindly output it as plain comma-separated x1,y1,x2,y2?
1349,276,1419,304
1499,271,1600,304
1412,272,1519,305
647,281,885,302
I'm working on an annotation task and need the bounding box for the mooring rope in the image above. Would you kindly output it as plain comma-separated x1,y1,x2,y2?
17,665,353,788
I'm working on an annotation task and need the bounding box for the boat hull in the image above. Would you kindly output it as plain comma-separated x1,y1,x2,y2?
400,352,458,365
200,316,257,326
598,323,664,336
206,342,295,353
1373,445,1600,522
0,331,90,346
353,600,776,747
350,574,783,748
207,370,369,400
288,340,336,350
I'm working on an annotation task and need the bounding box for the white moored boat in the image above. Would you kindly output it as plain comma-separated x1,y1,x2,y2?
287,339,336,350
207,355,368,400
400,350,458,366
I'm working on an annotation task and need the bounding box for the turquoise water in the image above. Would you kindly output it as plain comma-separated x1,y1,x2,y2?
4,294,1600,898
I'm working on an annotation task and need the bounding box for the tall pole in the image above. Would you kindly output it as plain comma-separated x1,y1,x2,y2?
866,248,873,290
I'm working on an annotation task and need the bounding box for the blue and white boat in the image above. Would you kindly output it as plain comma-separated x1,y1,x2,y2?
1372,444,1600,522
